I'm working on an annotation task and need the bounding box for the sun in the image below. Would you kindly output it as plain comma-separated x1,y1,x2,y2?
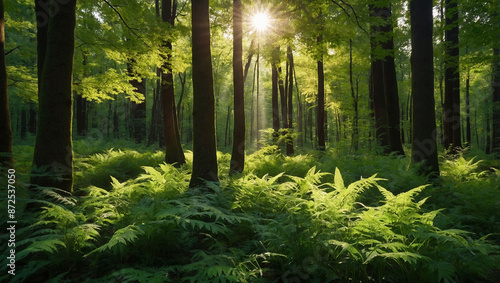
251,11,271,33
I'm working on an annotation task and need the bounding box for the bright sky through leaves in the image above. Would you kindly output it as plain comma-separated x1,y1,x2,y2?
251,11,271,33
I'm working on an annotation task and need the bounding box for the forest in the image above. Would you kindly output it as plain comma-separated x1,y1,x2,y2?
0,0,499,282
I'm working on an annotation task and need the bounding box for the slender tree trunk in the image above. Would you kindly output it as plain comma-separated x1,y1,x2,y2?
243,39,255,83
0,0,13,167
465,69,471,145
127,62,147,144
443,0,461,150
279,66,287,130
230,0,245,174
349,39,359,152
409,0,440,176
162,0,185,165
21,108,26,140
271,48,280,138
286,45,294,156
190,0,219,187
492,41,500,153
31,0,76,192
294,65,303,146
317,53,326,150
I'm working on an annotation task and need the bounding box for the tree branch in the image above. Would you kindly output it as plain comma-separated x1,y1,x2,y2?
101,0,151,47
331,0,369,35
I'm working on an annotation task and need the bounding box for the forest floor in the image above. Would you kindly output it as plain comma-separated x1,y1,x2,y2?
2,138,500,282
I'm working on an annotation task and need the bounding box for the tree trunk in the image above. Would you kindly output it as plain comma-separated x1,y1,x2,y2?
127,62,147,144
349,39,359,152
0,0,13,167
190,0,219,187
271,48,280,137
230,0,245,175
162,0,185,165
286,45,294,156
409,0,440,176
31,0,76,192
443,0,461,150
465,69,471,145
492,39,500,153
317,54,326,150
369,3,404,155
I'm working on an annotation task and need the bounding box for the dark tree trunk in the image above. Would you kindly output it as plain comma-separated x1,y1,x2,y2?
230,0,245,175
127,62,147,144
0,0,13,167
148,70,161,146
465,69,471,145
349,39,359,152
243,39,255,83
369,3,404,155
317,54,326,150
443,0,461,150
409,0,440,176
279,66,287,130
294,65,303,146
190,0,219,187
271,48,280,137
162,0,185,165
286,45,294,156
76,93,87,137
31,0,76,192
21,108,26,140
492,39,500,153
28,103,36,134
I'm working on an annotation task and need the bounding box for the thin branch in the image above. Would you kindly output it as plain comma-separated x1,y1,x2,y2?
331,0,369,35
5,46,20,56
101,0,151,47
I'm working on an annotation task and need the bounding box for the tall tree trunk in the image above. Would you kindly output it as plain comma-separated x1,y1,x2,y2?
28,102,36,134
0,0,13,167
230,0,245,174
369,3,404,155
317,43,326,150
465,69,471,145
271,47,280,138
127,62,146,144
31,0,76,192
286,45,294,156
409,0,440,176
492,37,500,153
147,70,161,146
349,39,359,152
190,0,219,187
294,65,303,146
243,39,255,83
162,0,185,165
443,0,461,150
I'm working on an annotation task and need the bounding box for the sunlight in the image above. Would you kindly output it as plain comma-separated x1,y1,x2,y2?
251,10,271,33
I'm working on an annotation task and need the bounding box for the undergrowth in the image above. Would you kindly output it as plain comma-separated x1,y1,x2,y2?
1,144,499,282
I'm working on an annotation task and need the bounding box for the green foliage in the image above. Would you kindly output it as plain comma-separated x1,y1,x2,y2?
4,147,500,282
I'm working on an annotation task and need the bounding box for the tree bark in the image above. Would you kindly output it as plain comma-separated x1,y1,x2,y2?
230,0,245,175
286,45,294,156
190,0,219,187
31,0,77,192
410,0,440,176
369,3,404,155
443,0,461,150
317,38,326,151
492,37,500,153
349,39,359,152
127,61,146,144
162,0,185,165
271,48,280,137
0,0,13,167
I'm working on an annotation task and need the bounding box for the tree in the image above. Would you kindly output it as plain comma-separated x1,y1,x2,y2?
286,45,294,155
0,0,13,168
230,0,245,175
189,0,219,187
162,0,185,165
31,0,77,192
369,2,404,155
443,0,461,150
317,34,326,151
409,0,439,176
492,27,500,153
127,60,147,143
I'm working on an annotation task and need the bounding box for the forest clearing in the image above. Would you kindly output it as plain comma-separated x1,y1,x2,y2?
1,0,499,282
